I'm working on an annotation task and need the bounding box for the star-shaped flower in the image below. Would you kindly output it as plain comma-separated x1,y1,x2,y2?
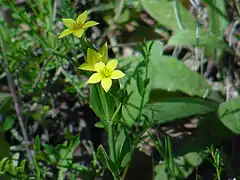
88,60,125,92
79,42,108,71
58,11,98,39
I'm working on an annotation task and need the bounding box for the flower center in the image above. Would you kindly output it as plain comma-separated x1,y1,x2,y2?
100,68,112,78
72,22,83,30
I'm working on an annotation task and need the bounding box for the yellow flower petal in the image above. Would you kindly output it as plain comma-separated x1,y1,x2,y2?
62,18,75,27
106,59,118,71
101,78,112,92
99,42,108,64
94,62,105,72
87,49,101,65
58,28,73,39
82,21,99,28
88,73,103,84
111,70,125,79
77,10,88,25
73,29,84,38
78,63,95,71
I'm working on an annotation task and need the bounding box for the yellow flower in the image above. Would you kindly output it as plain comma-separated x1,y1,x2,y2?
58,11,99,39
79,42,108,71
88,60,125,92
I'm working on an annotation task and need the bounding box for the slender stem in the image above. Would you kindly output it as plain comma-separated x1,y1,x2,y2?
216,168,221,180
114,0,125,22
0,36,34,164
113,175,120,180
136,46,150,121
108,123,120,180
108,123,116,163
174,0,184,31
110,102,122,123
121,165,129,180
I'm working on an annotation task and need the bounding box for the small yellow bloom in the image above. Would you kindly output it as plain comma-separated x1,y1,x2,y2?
79,42,108,71
88,60,125,92
58,11,99,39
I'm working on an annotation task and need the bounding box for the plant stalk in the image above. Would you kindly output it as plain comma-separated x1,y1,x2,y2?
108,123,120,180
0,36,34,165
108,123,117,164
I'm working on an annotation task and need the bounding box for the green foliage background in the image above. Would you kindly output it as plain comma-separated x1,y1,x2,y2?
0,0,240,179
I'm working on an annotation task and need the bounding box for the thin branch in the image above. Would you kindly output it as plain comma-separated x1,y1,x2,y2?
0,36,34,165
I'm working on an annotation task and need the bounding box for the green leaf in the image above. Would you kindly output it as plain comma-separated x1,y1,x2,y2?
0,133,10,160
12,153,20,167
141,0,196,31
97,145,111,169
90,84,115,122
148,41,211,97
115,130,131,168
203,0,228,36
115,130,126,160
121,152,131,167
165,136,175,175
2,116,16,131
145,97,218,125
90,85,106,119
43,144,58,163
57,136,80,180
218,98,240,133
149,55,210,97
167,29,233,60
0,93,12,113
148,89,187,103
97,145,119,175
72,163,88,171
0,157,8,169
168,29,227,48
154,152,202,180
115,8,131,24
70,172,76,180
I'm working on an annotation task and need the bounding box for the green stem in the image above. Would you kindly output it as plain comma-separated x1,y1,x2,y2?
108,123,120,180
136,47,150,121
111,102,122,123
121,165,129,180
216,168,221,180
108,123,116,162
